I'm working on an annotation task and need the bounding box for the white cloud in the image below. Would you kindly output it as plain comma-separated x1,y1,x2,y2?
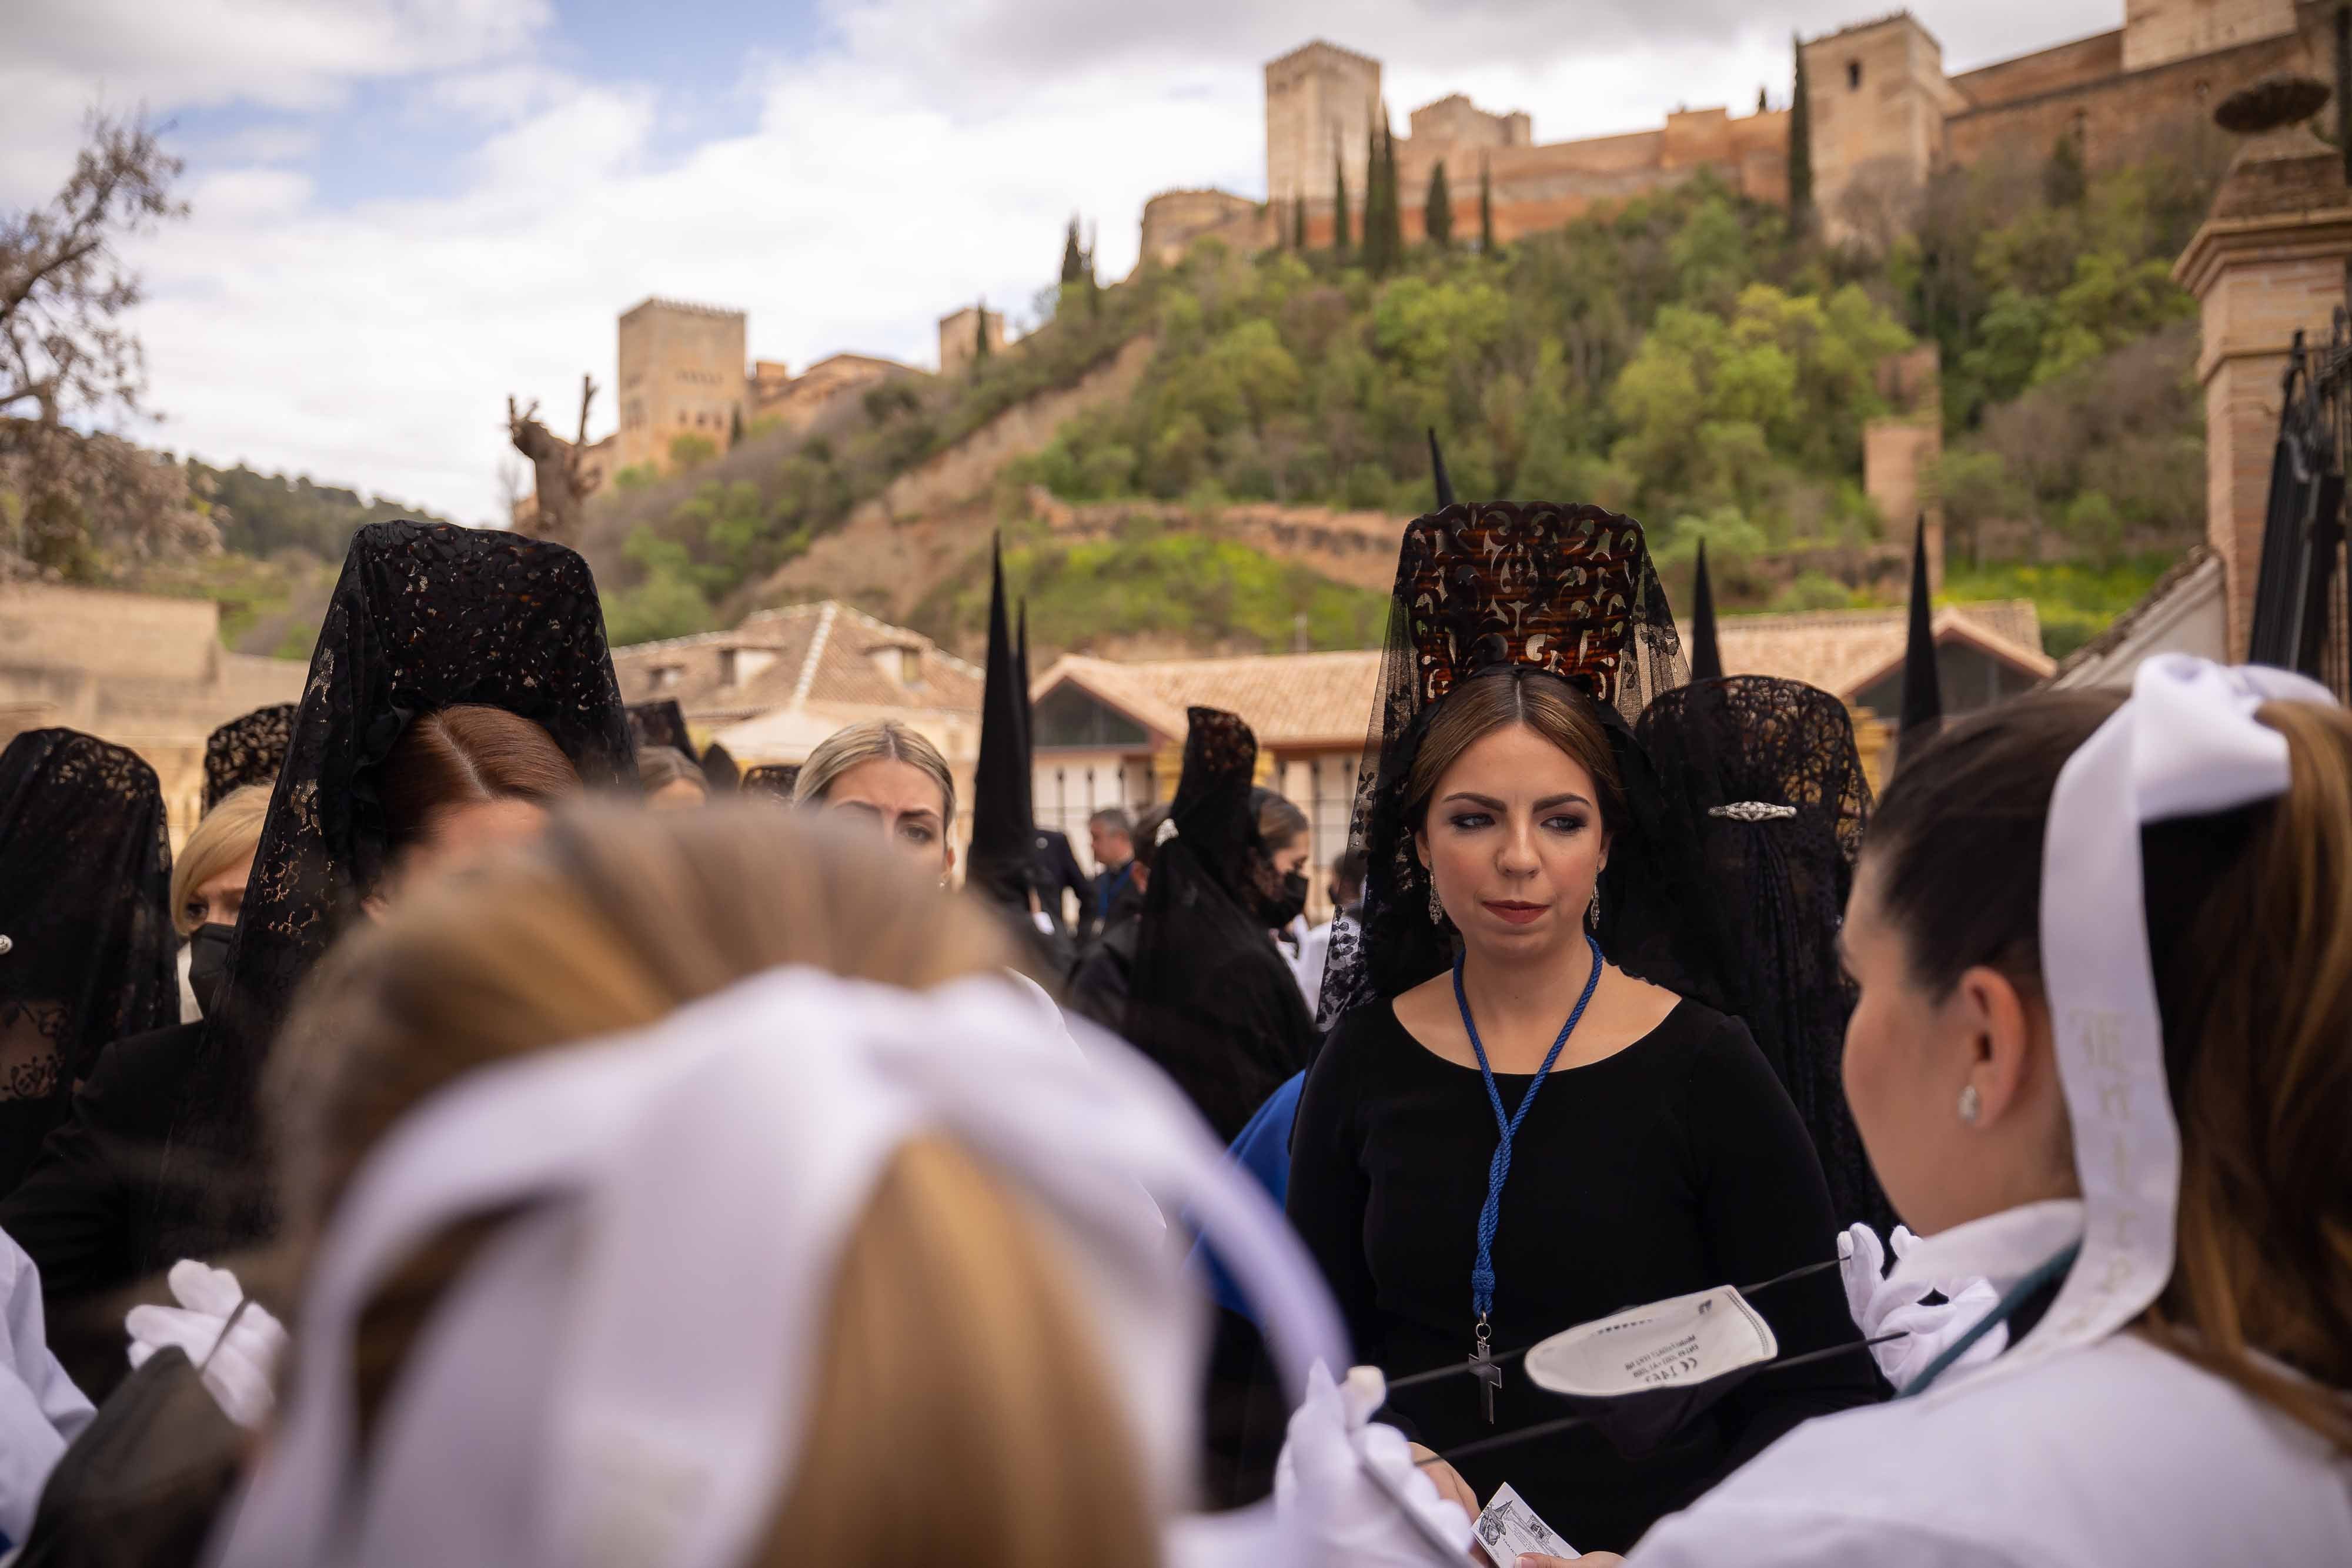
0,0,548,200
19,0,2150,523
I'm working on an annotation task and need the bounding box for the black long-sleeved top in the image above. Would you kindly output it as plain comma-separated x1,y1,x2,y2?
0,1022,198,1400
1287,996,1880,1553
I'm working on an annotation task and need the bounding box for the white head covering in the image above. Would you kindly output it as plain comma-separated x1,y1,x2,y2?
206,966,1348,1568
1895,654,2334,1396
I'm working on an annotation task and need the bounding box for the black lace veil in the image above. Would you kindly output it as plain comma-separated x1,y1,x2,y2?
1316,503,1695,1029
625,699,694,757
203,703,298,812
0,729,175,1194
1128,707,1316,1144
145,520,634,1266
1633,676,1896,1233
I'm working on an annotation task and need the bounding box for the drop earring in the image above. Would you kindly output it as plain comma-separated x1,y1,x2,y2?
1428,877,1445,925
1587,887,1601,929
1957,1084,1982,1124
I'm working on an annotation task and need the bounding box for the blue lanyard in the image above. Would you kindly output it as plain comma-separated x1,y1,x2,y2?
1455,932,1603,1339
1897,1242,2082,1399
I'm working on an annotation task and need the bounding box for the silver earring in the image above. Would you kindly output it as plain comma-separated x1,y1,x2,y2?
1428,878,1445,925
1958,1084,1982,1124
1587,888,1601,929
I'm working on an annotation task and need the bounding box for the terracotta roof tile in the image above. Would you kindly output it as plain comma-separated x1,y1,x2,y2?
1037,651,1385,750
1701,599,2053,699
610,601,980,726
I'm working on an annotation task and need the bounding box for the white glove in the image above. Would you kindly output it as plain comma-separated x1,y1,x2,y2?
1275,1361,1475,1567
125,1260,287,1430
1836,1224,2007,1392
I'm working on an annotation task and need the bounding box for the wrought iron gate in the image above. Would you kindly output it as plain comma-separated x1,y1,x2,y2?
2248,313,2352,699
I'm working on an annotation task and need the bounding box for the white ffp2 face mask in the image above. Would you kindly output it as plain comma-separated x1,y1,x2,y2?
1520,1285,1779,1455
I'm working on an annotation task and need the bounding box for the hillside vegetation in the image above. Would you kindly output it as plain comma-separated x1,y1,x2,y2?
128,460,459,660
541,129,2228,660
1014,145,2215,626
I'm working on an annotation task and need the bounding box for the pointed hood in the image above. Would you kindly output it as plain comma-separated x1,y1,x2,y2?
1015,597,1038,837
1688,540,1725,682
1428,427,1455,509
699,740,740,794
967,537,1033,908
1898,516,1943,750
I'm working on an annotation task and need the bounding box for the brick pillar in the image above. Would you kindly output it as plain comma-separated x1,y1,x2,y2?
2174,125,2352,660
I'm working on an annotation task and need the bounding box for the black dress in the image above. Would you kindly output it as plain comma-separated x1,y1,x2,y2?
0,1023,198,1400
1287,995,1879,1553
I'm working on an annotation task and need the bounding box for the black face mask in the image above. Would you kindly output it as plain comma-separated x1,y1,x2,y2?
1254,869,1310,930
188,922,236,1018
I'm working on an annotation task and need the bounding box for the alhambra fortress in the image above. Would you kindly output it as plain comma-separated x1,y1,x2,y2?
8,0,2347,873
592,0,2326,502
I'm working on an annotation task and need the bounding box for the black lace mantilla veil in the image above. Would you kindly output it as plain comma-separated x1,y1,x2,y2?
0,730,175,1195
203,703,298,811
1315,502,1701,1030
625,698,694,757
1635,676,1896,1234
145,520,635,1268
1128,707,1316,1144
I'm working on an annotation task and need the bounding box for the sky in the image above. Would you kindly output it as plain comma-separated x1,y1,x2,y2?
5,0,2126,524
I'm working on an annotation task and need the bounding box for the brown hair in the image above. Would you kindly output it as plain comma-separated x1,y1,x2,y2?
378,704,580,860
1251,788,1309,854
1867,689,2352,1451
636,744,707,795
1404,666,1624,836
271,806,1157,1565
171,784,269,935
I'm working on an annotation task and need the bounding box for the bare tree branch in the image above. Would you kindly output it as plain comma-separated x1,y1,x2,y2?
0,108,212,580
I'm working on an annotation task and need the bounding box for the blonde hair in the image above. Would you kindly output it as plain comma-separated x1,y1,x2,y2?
271,805,1157,1567
171,784,270,935
794,719,957,824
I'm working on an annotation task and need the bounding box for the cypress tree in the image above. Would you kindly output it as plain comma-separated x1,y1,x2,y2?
1364,118,1386,273
1059,217,1085,285
973,302,991,373
1291,195,1307,252
1381,118,1406,265
1425,159,1453,249
1789,32,1815,234
1332,148,1351,260
2043,131,2087,206
1479,156,1496,253
729,404,744,446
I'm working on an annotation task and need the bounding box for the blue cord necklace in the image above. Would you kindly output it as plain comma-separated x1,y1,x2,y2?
1453,930,1604,1423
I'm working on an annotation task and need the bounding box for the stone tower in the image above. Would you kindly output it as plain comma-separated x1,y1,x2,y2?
1264,41,1382,213
616,298,747,476
938,305,1007,377
2122,0,2295,72
1798,15,1960,246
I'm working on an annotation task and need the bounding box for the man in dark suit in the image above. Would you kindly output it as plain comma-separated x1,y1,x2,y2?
1085,807,1136,935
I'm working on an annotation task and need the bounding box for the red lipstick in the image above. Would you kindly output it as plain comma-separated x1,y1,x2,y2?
1483,900,1548,926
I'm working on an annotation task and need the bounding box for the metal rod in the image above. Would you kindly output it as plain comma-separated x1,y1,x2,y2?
1384,1256,1845,1393
1412,1332,1908,1469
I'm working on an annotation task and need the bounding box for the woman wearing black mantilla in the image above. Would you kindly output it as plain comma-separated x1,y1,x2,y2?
1289,502,1877,1553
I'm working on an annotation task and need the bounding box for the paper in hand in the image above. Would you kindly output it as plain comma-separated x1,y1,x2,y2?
1474,1483,1577,1562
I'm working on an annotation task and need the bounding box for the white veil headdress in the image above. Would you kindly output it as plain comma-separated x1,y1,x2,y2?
205,966,1349,1568
1892,654,2334,1396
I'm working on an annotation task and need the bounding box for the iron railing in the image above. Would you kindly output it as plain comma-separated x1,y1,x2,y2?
2247,312,2352,700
